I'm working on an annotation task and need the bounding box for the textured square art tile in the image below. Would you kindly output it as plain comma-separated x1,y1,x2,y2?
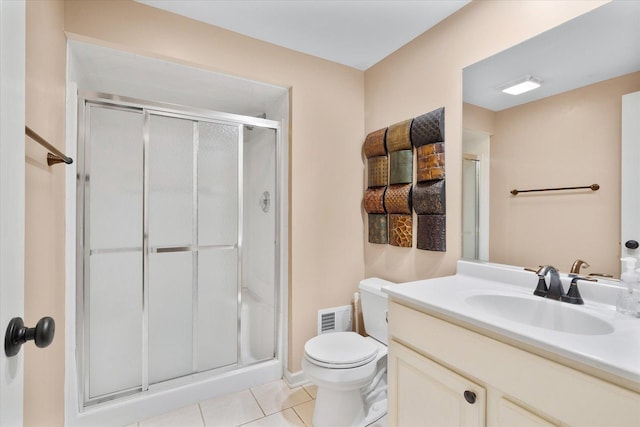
411,107,445,147
417,214,446,252
416,143,445,182
386,119,412,152
364,186,386,214
367,156,388,187
363,127,387,158
384,184,412,214
368,214,388,244
389,150,413,184
413,180,445,215
389,214,412,248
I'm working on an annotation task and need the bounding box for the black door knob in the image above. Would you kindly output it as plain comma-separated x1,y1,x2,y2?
4,316,55,357
464,390,477,404
625,240,639,250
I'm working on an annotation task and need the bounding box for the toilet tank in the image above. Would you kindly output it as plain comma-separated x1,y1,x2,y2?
359,278,394,345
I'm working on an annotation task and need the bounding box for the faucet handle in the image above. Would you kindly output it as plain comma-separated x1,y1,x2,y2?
525,267,548,296
560,276,589,305
524,267,549,296
533,277,548,296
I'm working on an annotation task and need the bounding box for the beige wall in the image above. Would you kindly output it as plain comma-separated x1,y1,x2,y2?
22,0,618,424
463,102,495,136
63,0,365,374
25,1,66,426
363,0,606,282
487,72,640,276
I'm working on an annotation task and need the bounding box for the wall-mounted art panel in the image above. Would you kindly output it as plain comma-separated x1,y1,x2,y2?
363,106,445,251
363,128,387,158
367,156,388,188
368,214,388,244
389,214,412,247
416,142,445,182
413,180,445,215
411,107,445,147
386,119,412,152
364,187,386,214
384,184,412,214
417,214,446,252
389,150,413,184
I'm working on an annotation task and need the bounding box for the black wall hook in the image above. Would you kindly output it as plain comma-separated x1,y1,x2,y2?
4,316,55,357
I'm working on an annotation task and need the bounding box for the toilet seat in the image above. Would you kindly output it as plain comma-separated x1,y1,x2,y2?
304,332,378,369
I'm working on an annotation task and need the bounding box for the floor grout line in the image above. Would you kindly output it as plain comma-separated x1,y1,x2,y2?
248,386,267,418
301,386,312,399
290,406,307,427
197,401,207,427
291,402,313,427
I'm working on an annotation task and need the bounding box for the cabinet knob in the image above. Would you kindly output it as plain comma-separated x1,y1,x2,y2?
464,390,476,404
625,240,639,249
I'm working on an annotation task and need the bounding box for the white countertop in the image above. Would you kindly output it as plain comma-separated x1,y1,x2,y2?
383,260,640,386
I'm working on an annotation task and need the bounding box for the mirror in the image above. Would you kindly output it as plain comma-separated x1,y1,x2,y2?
462,1,640,277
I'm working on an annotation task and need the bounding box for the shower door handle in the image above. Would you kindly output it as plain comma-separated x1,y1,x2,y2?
4,316,55,357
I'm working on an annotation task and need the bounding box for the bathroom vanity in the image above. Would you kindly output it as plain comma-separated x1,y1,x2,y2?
384,261,640,427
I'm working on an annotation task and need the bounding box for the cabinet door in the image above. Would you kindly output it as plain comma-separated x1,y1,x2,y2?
498,398,557,427
388,341,486,427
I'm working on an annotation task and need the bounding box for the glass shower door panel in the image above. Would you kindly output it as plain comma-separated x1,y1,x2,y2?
242,128,277,362
198,121,239,246
462,158,479,259
148,114,194,248
197,249,238,371
148,252,193,384
197,121,240,371
89,252,142,398
88,106,143,250
86,105,144,399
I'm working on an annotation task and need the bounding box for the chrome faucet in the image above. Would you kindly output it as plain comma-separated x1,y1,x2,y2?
570,259,590,274
536,265,564,300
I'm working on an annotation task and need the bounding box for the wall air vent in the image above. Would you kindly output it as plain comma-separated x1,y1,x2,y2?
317,305,352,335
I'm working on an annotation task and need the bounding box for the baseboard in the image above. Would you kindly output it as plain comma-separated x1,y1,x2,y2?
283,369,308,388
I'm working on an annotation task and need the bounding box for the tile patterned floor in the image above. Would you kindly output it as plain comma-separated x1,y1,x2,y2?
128,380,318,427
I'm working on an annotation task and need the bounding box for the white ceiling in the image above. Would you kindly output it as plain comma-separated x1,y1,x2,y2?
464,1,640,112
68,40,289,118
136,0,470,70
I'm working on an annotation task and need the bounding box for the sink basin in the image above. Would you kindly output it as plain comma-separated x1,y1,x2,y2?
465,294,615,335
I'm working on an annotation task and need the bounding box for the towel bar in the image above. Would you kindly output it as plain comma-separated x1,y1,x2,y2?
25,126,73,165
510,184,599,196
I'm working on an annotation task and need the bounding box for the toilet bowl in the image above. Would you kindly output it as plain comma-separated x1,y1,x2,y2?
302,278,393,427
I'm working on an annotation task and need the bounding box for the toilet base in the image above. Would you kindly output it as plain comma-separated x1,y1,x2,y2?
313,386,365,427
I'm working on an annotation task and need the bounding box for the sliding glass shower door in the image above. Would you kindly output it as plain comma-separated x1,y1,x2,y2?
146,114,240,384
85,106,145,400
78,94,278,406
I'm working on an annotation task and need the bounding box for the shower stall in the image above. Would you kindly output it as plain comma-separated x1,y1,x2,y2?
74,91,283,417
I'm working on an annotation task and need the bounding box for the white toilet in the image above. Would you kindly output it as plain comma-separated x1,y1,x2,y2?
302,278,393,427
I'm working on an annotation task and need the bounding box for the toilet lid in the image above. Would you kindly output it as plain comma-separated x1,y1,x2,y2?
304,332,378,368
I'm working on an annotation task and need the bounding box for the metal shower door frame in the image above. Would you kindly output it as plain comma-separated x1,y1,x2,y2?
76,91,282,407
